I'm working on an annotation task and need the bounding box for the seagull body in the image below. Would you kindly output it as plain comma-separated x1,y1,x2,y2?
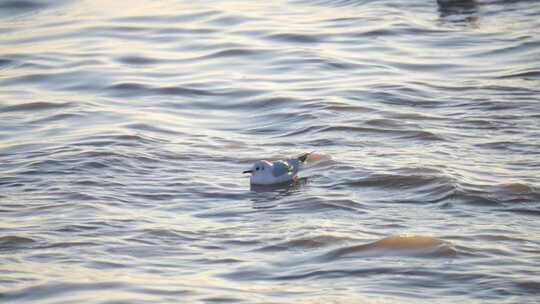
243,152,311,185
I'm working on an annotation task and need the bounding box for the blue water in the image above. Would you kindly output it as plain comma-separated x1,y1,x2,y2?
1,0,540,303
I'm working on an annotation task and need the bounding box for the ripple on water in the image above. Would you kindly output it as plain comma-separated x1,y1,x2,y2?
1,281,128,303
1,0,540,303
257,235,359,252
1,101,73,112
116,55,161,65
266,33,323,44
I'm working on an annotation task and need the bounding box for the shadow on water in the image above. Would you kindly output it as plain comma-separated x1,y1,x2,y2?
0,0,45,12
437,0,479,27
0,0,71,17
249,177,309,208
250,177,309,193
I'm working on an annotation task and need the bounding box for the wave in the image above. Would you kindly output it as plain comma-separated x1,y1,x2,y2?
222,234,465,283
1,101,73,112
317,125,445,141
265,33,322,44
0,281,127,302
106,83,215,97
0,235,36,251
1,0,539,302
205,48,262,59
116,55,161,65
257,235,358,252
0,58,14,67
292,0,370,8
325,234,457,259
497,69,540,80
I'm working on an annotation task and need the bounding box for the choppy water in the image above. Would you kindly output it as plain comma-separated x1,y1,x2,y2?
1,0,540,303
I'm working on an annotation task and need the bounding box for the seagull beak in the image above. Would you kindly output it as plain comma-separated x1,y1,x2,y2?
243,170,253,174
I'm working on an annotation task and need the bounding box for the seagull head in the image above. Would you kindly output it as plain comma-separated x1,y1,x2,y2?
243,160,272,184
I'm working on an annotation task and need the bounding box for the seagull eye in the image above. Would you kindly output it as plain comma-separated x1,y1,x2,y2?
256,167,259,171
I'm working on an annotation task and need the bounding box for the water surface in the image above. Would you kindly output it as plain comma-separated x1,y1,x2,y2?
1,0,540,303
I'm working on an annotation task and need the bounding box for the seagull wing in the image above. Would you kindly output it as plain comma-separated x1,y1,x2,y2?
297,152,311,162
272,160,293,177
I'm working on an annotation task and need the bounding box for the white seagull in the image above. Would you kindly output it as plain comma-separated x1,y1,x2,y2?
243,152,311,185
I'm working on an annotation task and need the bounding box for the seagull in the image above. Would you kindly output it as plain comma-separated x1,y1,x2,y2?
243,152,311,185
